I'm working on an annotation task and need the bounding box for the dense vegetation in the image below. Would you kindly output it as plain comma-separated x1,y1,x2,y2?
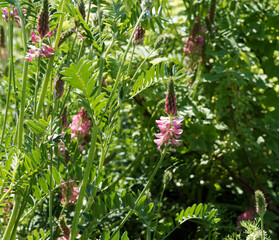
0,0,279,239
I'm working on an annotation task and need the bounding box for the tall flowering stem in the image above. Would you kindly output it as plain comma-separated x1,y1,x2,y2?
3,3,30,238
1,10,14,143
35,0,67,119
69,120,98,240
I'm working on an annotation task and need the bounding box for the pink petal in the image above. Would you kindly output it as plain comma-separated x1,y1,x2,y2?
154,139,163,147
31,30,38,43
45,30,53,37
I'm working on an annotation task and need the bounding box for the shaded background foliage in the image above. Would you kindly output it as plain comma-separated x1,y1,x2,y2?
0,0,279,239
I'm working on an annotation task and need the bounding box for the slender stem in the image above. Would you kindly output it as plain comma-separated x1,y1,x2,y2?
127,45,135,76
32,57,41,148
100,11,145,121
1,16,13,143
16,3,29,149
2,193,22,240
154,186,165,240
35,0,66,118
4,4,28,237
110,149,167,240
69,124,98,240
146,222,151,240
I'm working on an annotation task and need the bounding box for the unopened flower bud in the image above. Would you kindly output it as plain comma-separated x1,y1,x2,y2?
141,0,153,11
255,190,267,217
133,26,145,45
165,79,177,116
209,0,216,24
190,17,201,38
58,216,71,239
37,0,49,38
0,25,4,48
163,171,172,188
60,107,68,129
58,29,74,47
54,76,64,98
79,0,86,20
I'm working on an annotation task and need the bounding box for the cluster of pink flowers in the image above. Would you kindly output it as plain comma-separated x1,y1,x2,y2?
154,79,183,151
27,0,55,61
1,7,26,28
183,17,206,70
27,30,54,61
236,208,255,226
69,107,91,141
60,181,79,205
183,36,204,55
154,116,183,148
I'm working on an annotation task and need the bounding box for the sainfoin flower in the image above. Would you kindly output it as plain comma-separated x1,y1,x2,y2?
154,116,183,148
133,26,145,45
154,79,183,150
60,181,79,205
236,208,255,226
1,6,26,28
69,107,91,138
27,0,54,61
58,215,81,240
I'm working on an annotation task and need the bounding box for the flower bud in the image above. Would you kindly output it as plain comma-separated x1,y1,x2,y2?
133,26,145,45
209,0,216,24
165,79,177,116
190,17,201,38
37,0,49,38
78,0,86,21
60,107,68,129
0,25,5,48
163,171,172,188
58,216,71,239
58,29,74,47
255,190,267,217
54,75,64,99
141,0,153,11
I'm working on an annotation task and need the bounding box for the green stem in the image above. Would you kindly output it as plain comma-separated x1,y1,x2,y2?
16,3,29,149
127,45,135,76
147,222,151,240
32,57,41,148
35,0,66,119
154,186,165,240
69,124,98,240
100,11,145,121
1,16,13,144
110,149,167,239
2,193,22,240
